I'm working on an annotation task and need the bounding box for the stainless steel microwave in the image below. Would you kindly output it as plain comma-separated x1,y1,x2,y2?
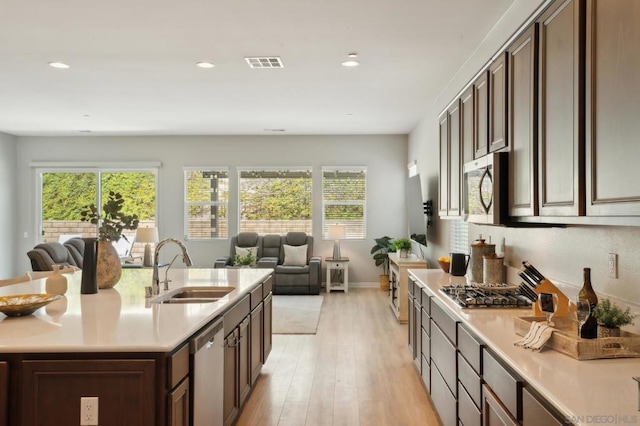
462,152,508,225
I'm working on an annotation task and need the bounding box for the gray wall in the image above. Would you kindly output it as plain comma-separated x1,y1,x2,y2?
0,132,17,278
13,135,408,284
409,0,640,305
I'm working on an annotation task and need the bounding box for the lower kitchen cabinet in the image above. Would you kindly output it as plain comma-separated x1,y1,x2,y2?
431,362,457,426
459,381,481,426
238,316,251,408
262,292,273,363
482,384,519,426
522,387,564,426
0,361,7,426
250,303,263,385
168,378,189,426
21,359,156,426
224,328,240,426
483,349,522,421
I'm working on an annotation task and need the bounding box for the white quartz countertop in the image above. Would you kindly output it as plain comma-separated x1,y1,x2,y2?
0,268,271,353
409,269,640,424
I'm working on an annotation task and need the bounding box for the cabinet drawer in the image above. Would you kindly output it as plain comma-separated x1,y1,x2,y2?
431,362,457,426
459,381,482,426
262,275,273,297
421,289,431,314
167,343,190,389
408,279,416,297
457,353,481,409
522,387,563,426
421,355,430,392
431,298,457,344
250,283,263,310
457,324,483,374
483,349,522,421
430,320,457,394
421,308,430,337
421,327,430,361
224,295,250,335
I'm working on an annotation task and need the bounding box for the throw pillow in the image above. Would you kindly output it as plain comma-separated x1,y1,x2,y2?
235,246,257,258
235,246,258,266
283,244,308,266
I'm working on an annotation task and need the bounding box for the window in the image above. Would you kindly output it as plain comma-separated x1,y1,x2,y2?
184,168,229,239
38,168,157,244
238,168,312,235
322,167,366,239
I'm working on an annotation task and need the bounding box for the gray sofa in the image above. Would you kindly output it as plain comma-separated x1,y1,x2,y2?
27,239,84,271
215,232,321,295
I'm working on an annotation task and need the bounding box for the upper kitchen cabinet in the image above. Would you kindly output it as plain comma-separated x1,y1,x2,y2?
489,52,508,153
439,101,462,218
537,0,585,217
461,86,475,165
585,0,640,216
508,24,539,218
473,71,490,159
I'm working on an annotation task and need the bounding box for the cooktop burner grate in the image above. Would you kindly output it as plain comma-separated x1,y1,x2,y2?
439,285,533,309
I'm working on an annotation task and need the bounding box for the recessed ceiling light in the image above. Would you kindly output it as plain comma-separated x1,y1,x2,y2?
346,113,354,116
263,129,286,132
341,53,360,67
48,62,70,69
196,62,215,68
79,130,91,133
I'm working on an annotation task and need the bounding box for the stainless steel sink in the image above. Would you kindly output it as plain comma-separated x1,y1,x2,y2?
153,286,235,304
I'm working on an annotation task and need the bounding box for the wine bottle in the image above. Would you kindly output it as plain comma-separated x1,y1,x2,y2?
578,267,598,339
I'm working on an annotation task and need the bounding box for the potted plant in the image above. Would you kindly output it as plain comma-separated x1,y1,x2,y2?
592,298,637,338
391,238,412,258
81,191,140,288
234,248,257,267
371,236,393,291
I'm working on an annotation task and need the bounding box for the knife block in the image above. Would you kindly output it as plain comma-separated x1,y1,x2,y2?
532,279,569,318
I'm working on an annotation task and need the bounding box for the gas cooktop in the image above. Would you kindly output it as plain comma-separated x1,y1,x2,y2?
439,284,533,309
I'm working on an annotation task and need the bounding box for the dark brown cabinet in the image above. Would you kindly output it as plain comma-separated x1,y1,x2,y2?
438,101,462,218
21,359,156,426
223,294,251,426
585,0,640,216
482,384,519,426
0,362,7,426
168,378,189,426
474,70,490,159
461,86,475,164
238,317,251,408
250,303,263,385
263,292,273,363
489,52,508,152
538,0,584,217
224,329,240,426
508,24,539,217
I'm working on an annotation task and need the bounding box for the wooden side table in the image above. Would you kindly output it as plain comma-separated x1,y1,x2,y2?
326,257,349,293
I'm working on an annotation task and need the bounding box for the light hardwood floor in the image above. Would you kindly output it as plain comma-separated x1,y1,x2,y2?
237,288,442,426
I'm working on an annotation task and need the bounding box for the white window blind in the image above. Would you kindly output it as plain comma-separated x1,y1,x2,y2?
449,219,469,253
322,167,366,239
184,168,229,239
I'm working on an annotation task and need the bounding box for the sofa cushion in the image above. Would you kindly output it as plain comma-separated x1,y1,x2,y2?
285,232,308,246
283,244,307,266
235,246,258,258
262,234,282,259
237,232,259,247
276,265,310,274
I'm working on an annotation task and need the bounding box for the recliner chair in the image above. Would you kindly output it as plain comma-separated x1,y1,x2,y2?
27,242,79,271
63,238,85,268
273,232,321,295
214,232,277,269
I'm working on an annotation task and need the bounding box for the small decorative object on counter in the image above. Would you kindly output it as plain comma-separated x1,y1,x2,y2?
391,238,412,258
449,253,470,276
483,253,504,284
81,238,98,294
593,298,637,338
437,256,451,273
578,267,598,339
45,264,67,295
470,238,495,282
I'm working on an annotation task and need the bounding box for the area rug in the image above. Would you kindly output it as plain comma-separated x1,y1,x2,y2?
272,295,324,334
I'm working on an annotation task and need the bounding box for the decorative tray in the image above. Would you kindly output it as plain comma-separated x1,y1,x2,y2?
0,293,63,317
514,316,640,360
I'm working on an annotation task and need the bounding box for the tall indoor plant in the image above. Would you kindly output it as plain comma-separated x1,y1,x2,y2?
81,191,139,288
371,236,393,291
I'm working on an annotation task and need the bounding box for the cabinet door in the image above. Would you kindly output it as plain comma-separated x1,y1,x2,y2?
250,303,263,385
538,0,584,216
439,111,450,216
461,86,475,164
408,291,415,356
474,70,490,158
262,293,272,363
238,317,251,408
585,0,640,215
483,384,519,426
0,362,6,426
413,299,422,370
21,359,156,426
489,52,508,152
508,24,539,217
224,330,239,426
168,378,189,426
448,100,462,216
522,387,563,426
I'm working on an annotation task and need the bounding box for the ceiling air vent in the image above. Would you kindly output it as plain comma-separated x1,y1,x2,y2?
245,57,284,69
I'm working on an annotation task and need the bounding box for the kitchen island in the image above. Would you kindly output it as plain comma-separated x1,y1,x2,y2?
0,267,273,426
409,269,639,425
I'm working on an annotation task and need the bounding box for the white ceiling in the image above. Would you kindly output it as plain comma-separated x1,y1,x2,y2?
0,0,514,136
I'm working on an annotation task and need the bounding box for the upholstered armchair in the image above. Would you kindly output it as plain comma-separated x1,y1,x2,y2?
27,242,80,271
273,232,321,295
214,232,277,269
63,238,85,268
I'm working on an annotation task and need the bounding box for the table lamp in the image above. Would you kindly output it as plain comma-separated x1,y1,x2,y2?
328,224,346,260
136,227,159,267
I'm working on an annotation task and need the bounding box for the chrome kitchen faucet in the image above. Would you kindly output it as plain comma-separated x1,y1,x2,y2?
151,238,193,295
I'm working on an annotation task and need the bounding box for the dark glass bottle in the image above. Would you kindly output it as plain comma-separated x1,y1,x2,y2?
578,267,598,339
81,238,98,294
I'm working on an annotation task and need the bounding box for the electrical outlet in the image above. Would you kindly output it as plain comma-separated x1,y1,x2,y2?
80,396,98,426
608,253,618,279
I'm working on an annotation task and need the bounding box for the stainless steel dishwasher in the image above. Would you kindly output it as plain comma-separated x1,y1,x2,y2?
191,317,224,426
